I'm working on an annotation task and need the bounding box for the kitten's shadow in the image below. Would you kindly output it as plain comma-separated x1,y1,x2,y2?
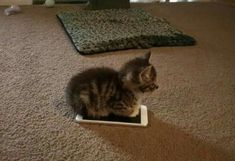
52,96,76,119
80,111,234,161
52,97,234,161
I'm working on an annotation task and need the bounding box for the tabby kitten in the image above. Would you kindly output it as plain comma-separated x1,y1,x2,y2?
65,51,158,119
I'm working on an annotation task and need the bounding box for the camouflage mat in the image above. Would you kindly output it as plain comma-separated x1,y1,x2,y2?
57,9,196,55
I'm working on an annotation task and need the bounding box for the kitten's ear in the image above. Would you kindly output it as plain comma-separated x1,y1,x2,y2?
143,51,151,62
140,65,153,82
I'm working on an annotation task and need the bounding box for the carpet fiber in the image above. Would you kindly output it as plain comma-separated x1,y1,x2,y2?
57,9,195,54
0,2,235,161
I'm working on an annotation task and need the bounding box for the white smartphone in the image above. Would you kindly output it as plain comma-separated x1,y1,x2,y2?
75,105,148,127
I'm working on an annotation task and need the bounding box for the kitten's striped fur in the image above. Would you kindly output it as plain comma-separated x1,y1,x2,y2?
65,51,158,118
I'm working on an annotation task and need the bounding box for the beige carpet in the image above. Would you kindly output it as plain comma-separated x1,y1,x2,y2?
0,2,235,161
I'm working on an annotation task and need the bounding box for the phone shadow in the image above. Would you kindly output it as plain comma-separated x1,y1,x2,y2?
80,111,234,161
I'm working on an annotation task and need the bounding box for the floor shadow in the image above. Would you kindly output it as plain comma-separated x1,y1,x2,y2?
80,111,235,161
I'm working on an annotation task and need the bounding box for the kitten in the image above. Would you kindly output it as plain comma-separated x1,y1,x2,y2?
65,51,158,119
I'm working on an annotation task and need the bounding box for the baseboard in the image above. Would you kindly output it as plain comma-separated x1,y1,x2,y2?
33,0,88,4
0,0,32,5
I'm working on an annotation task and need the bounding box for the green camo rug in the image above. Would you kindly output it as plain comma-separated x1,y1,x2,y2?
57,9,196,55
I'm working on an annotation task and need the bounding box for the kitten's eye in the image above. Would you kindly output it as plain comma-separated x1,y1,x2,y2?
155,84,159,89
152,84,158,89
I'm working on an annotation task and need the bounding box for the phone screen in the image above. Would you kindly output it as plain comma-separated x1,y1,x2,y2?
83,110,141,123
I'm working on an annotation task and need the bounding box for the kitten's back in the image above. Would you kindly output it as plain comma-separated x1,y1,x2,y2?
65,67,120,115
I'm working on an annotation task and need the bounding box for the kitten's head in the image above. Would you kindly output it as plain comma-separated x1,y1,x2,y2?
120,51,158,93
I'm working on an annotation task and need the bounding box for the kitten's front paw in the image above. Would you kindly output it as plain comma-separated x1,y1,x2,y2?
129,106,140,117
